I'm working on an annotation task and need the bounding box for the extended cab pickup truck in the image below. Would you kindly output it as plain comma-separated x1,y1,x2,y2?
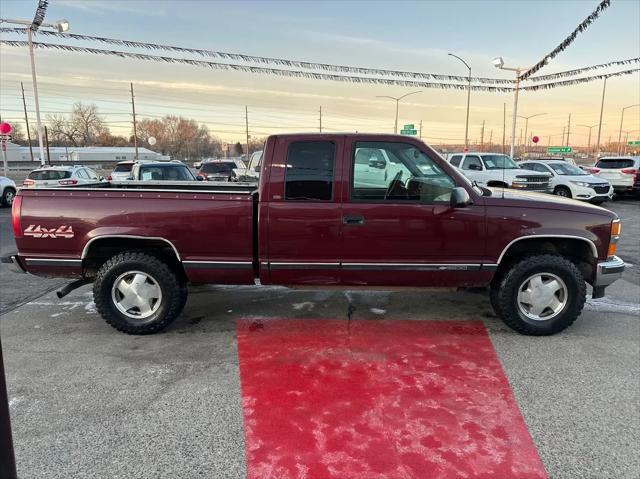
5,134,625,336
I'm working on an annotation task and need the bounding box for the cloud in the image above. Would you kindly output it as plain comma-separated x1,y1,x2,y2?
56,0,168,16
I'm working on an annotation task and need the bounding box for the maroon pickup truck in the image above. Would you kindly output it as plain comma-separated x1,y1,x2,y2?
4,134,624,336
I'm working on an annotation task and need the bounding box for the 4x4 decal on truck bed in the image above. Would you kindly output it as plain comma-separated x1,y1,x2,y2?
24,225,75,239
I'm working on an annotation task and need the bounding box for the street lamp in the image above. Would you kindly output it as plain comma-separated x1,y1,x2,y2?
376,91,422,134
577,124,601,158
516,113,546,155
617,104,640,155
448,53,472,150
493,56,529,159
0,18,70,165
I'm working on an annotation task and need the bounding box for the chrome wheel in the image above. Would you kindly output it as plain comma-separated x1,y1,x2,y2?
4,189,15,205
517,273,568,321
111,271,162,320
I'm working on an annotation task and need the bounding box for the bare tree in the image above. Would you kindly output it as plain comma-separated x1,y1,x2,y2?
45,113,80,146
71,102,107,146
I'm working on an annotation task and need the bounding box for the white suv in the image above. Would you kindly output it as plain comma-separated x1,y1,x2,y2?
23,165,102,188
519,159,612,204
590,156,640,196
0,176,17,207
449,152,551,192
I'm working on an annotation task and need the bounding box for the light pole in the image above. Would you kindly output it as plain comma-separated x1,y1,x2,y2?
376,91,422,134
617,104,640,155
493,56,529,159
0,18,70,166
448,53,471,150
595,78,607,158
516,113,546,156
577,124,600,157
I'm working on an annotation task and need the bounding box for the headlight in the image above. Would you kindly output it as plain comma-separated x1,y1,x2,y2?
570,181,590,187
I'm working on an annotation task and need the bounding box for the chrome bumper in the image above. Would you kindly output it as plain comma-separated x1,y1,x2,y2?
593,255,625,287
1,254,27,274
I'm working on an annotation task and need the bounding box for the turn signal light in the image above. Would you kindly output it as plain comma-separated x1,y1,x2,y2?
608,242,617,257
23,178,34,186
611,221,622,236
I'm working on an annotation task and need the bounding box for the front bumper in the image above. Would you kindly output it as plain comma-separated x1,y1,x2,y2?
1,254,27,274
593,255,625,287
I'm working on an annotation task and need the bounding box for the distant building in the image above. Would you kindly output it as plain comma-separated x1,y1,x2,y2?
3,142,163,163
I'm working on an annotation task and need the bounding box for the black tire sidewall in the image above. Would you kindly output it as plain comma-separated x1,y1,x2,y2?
94,253,182,334
2,188,15,207
498,255,586,335
554,186,572,198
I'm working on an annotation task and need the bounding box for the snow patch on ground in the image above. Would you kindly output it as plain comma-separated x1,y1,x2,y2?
370,308,387,315
293,302,315,311
85,301,96,314
586,297,640,315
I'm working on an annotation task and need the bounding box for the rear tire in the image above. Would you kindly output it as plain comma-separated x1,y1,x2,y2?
493,254,586,336
554,186,572,198
93,251,187,334
1,187,15,207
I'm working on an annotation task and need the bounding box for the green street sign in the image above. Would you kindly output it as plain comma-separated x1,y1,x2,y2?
400,129,418,135
628,140,640,145
403,124,415,130
547,146,572,153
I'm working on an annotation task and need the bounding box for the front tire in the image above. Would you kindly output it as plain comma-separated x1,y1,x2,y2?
492,254,586,335
93,251,187,334
1,187,15,207
554,186,572,198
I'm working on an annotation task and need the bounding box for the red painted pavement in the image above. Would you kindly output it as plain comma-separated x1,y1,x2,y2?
237,319,547,479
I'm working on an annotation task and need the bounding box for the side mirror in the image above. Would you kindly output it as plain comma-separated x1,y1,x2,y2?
254,165,261,173
450,187,472,208
196,175,205,181
468,163,482,171
99,176,105,181
369,158,386,169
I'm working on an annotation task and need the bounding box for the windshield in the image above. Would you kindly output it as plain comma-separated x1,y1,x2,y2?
549,163,587,176
113,164,133,173
28,170,72,180
481,155,519,170
201,162,235,174
139,165,195,181
596,158,635,169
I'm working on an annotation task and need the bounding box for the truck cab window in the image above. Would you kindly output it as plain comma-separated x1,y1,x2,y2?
462,156,482,171
450,155,462,167
285,141,335,200
351,141,456,203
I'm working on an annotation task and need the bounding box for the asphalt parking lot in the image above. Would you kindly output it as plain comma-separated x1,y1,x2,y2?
1,198,639,478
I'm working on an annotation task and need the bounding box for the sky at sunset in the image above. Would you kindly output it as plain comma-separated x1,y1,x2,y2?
0,0,639,147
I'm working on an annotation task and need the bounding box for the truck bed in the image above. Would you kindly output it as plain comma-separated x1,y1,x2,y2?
14,182,258,284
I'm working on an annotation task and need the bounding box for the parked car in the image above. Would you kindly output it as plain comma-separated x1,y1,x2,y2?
128,161,197,181
449,152,551,192
4,134,624,337
533,157,578,167
198,159,245,181
231,151,262,182
22,165,102,188
519,160,612,204
0,176,17,207
108,160,152,181
588,156,640,196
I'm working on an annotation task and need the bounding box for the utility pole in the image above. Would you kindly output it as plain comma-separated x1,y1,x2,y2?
595,77,607,158
502,103,506,154
518,128,522,154
44,126,51,165
130,83,139,161
480,121,485,150
245,106,250,160
566,113,571,147
489,129,493,149
319,106,322,132
20,82,34,162
419,120,423,140
27,28,46,166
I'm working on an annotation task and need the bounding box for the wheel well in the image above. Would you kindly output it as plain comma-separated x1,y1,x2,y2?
487,181,509,188
494,238,595,284
82,237,186,281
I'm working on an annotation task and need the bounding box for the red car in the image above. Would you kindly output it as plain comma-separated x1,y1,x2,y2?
4,134,624,336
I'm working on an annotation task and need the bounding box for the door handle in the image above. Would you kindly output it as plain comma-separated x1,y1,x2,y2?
343,215,365,225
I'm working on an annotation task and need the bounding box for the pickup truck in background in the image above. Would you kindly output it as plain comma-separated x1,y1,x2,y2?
4,134,624,336
449,152,552,192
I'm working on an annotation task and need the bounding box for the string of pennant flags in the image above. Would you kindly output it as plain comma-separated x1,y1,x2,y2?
1,39,637,93
1,27,637,86
519,0,612,80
